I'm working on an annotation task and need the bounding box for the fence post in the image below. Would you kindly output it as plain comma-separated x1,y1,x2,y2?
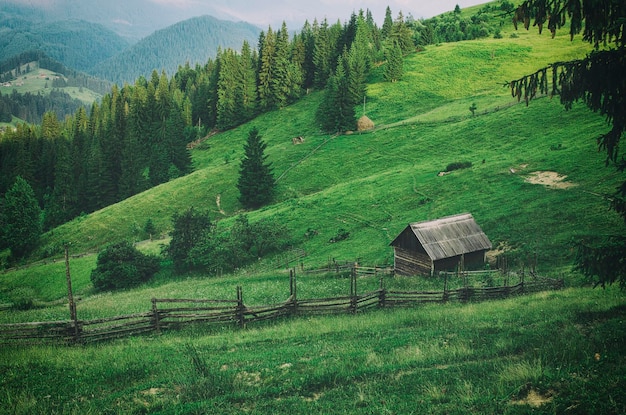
443,272,449,302
378,277,386,308
289,268,298,315
236,286,245,328
64,244,80,343
350,268,358,313
152,298,160,333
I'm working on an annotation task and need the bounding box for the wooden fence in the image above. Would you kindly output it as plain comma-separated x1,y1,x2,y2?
0,269,563,345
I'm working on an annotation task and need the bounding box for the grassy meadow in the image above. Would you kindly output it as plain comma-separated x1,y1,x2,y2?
1,8,626,414
1,64,102,106
1,287,624,414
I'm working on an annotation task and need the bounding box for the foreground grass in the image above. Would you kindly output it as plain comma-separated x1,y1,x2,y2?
1,286,624,414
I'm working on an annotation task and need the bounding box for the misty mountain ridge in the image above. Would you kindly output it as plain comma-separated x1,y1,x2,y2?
89,15,261,85
2,0,265,43
0,16,129,73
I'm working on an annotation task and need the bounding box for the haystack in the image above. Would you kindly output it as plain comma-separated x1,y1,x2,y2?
357,115,374,131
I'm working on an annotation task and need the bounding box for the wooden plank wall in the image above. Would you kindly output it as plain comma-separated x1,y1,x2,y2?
393,247,432,276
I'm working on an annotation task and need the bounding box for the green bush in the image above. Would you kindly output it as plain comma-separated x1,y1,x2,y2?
445,161,473,172
90,241,160,291
165,207,212,273
189,214,292,272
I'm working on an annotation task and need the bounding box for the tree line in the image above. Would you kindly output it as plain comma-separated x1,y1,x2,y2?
0,89,85,124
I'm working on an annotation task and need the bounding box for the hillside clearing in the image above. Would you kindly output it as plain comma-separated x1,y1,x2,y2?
524,171,577,189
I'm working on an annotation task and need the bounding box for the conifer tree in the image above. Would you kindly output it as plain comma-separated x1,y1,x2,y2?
3,176,42,258
390,11,415,54
298,20,316,90
165,102,192,178
269,22,303,108
205,56,221,129
316,56,356,133
509,0,626,287
313,19,332,89
44,136,76,229
381,6,394,40
216,48,241,130
384,41,404,82
240,41,259,121
237,127,275,209
258,27,277,111
70,106,90,213
120,84,149,199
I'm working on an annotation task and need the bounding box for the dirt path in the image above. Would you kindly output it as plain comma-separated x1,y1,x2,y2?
216,194,226,215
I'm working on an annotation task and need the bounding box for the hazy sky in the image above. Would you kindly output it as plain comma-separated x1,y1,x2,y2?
6,0,490,26
192,0,491,26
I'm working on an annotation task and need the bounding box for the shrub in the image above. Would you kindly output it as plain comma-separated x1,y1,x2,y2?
90,241,160,291
189,214,292,273
165,207,212,273
445,161,473,172
329,228,350,243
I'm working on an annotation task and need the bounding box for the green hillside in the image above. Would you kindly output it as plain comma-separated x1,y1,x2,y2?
1,23,620,313
31,27,618,265
1,8,625,414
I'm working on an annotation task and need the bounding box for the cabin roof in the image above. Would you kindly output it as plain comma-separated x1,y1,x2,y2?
391,213,492,261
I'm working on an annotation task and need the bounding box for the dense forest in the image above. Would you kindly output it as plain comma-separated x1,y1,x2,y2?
0,50,112,95
0,89,85,124
0,51,112,123
91,16,262,85
0,16,128,73
0,4,507,252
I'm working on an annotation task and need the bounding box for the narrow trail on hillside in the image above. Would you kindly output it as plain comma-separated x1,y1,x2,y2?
275,133,339,182
275,96,538,184
216,194,226,216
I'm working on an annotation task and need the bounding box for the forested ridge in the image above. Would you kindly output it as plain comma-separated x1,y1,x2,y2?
0,3,509,256
0,51,112,124
0,16,129,73
90,15,262,85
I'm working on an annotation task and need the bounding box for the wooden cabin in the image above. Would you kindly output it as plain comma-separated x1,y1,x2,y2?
390,213,492,276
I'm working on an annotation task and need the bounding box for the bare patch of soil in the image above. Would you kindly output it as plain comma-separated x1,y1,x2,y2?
511,388,555,407
525,171,577,189
216,194,226,216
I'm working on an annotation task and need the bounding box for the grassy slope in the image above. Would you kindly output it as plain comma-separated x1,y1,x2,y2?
1,29,621,309
30,28,619,263
1,64,101,107
1,287,624,414
1,9,626,415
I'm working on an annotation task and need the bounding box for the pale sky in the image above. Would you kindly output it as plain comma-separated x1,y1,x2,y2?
192,0,490,27
4,0,491,35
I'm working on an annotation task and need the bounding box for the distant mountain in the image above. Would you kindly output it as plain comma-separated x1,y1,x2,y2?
2,0,267,43
89,15,261,85
0,14,129,73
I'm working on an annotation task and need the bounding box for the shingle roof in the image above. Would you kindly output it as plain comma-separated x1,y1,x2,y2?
401,213,492,261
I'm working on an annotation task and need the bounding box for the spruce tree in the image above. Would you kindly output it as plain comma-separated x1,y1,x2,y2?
3,176,43,258
384,41,404,82
240,41,258,121
316,56,356,133
237,127,275,209
216,48,241,130
44,137,76,229
381,6,394,40
258,28,277,111
313,19,332,89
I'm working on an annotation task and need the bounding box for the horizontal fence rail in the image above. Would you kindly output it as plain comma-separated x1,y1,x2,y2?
0,269,564,345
